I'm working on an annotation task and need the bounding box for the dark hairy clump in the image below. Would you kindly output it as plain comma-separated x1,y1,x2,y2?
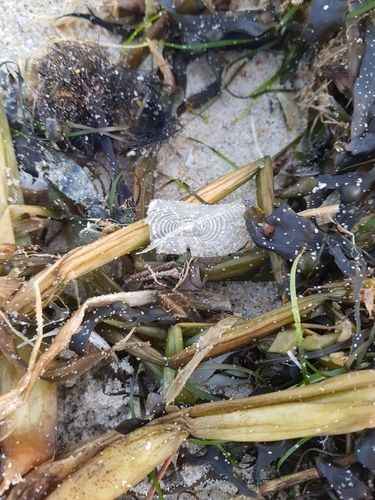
31,40,177,156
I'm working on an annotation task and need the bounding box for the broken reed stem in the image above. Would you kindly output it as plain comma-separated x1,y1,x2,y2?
252,453,356,498
0,285,355,421
2,278,371,425
167,290,344,368
0,101,24,216
5,430,123,500
133,154,157,220
173,368,375,418
6,158,264,316
255,156,284,284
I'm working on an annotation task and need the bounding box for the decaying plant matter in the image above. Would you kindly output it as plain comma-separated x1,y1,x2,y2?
2,0,375,498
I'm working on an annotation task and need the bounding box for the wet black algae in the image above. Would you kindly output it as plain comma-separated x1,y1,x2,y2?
32,40,177,156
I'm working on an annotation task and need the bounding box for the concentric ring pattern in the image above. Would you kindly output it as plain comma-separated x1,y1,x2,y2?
145,200,249,257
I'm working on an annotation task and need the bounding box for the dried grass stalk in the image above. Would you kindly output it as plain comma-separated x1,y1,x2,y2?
0,100,28,246
182,369,375,417
165,315,238,404
0,281,58,494
6,158,264,316
0,101,24,217
0,291,157,421
256,156,284,283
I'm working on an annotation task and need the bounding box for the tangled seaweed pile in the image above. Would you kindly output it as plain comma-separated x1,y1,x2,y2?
1,0,375,498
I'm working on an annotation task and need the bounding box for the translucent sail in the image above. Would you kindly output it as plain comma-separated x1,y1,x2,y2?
142,200,249,257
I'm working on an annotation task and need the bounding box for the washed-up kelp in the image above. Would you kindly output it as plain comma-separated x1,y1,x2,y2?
296,3,375,170
181,445,256,497
60,7,134,38
169,7,277,106
316,457,373,499
245,200,371,362
64,2,280,107
300,0,348,45
246,203,369,282
338,15,375,164
153,0,352,107
317,167,375,228
69,301,176,355
355,428,375,472
14,135,103,210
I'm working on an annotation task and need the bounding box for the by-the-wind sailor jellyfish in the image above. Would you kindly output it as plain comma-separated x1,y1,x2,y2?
141,200,249,257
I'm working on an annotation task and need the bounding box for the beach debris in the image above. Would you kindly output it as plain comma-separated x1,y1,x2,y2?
142,200,248,257
29,40,177,205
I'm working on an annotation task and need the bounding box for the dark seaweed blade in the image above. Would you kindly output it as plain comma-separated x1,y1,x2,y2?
346,2,367,90
186,49,223,107
316,457,372,499
355,428,375,472
254,440,293,484
59,7,133,38
114,417,147,435
164,1,348,108
339,19,375,162
301,0,348,44
173,10,277,45
326,238,368,350
246,203,325,263
350,22,375,141
169,8,277,107
246,198,371,357
13,135,102,209
181,445,257,498
318,167,375,229
318,168,375,200
246,203,371,303
69,302,176,355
